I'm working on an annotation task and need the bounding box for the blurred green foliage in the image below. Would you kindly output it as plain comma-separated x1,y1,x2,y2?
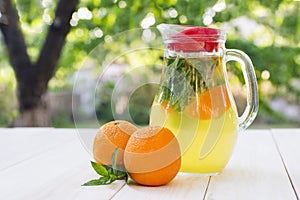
0,0,300,126
128,84,158,125
96,81,115,123
0,65,17,126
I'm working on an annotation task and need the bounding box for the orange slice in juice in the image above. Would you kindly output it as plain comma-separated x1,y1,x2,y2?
184,85,231,120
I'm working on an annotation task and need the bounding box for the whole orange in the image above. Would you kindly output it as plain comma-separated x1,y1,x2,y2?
124,126,181,186
93,120,137,166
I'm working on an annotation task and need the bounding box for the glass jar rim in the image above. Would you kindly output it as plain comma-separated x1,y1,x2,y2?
157,23,226,42
157,24,226,52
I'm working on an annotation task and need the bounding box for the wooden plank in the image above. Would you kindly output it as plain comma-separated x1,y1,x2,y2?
0,133,124,200
272,129,300,198
74,128,98,157
205,130,296,200
112,174,209,200
0,128,76,171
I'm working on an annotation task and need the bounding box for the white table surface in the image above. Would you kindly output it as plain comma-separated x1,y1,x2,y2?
0,128,299,200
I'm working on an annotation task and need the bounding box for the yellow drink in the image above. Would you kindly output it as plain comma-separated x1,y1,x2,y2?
150,98,238,174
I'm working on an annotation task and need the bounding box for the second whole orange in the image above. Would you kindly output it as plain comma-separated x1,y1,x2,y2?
124,126,181,186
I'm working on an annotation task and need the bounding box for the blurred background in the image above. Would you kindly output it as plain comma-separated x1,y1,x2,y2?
0,0,299,128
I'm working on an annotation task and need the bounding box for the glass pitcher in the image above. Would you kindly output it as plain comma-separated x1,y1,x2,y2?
150,24,259,174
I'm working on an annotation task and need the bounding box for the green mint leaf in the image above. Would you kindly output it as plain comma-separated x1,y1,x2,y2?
103,165,114,174
83,176,115,186
91,161,109,177
116,173,127,179
82,177,108,186
109,171,127,182
105,164,127,177
82,179,102,186
99,176,114,185
83,149,130,186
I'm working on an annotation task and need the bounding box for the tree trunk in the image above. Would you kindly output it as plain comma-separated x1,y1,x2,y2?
0,0,79,127
14,99,50,127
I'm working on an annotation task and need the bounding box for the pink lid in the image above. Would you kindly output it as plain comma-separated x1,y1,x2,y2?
168,26,222,52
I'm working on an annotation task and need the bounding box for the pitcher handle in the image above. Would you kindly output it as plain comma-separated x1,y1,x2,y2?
225,49,259,131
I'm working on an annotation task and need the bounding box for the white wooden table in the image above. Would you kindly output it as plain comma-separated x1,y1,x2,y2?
0,128,299,200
